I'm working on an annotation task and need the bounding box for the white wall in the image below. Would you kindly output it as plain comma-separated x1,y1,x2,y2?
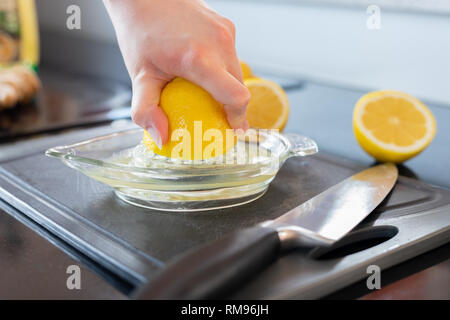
212,1,450,106
36,0,450,106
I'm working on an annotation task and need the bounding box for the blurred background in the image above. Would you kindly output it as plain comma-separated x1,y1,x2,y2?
0,0,433,187
36,0,450,107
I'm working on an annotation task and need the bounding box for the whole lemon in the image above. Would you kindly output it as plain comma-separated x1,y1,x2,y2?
143,77,236,160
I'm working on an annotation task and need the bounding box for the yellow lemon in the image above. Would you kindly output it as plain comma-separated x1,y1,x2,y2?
143,77,235,160
240,60,254,79
353,90,436,163
244,78,290,131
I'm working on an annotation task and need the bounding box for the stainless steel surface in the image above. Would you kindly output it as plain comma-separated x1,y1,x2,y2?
270,164,398,245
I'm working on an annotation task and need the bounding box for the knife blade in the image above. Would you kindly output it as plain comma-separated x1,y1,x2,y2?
269,163,398,246
135,163,398,300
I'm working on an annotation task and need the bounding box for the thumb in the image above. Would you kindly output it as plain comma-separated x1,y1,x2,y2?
131,74,169,148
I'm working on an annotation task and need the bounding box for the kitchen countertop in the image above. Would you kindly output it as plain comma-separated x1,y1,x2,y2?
0,32,448,299
0,198,448,300
282,81,450,189
0,80,448,299
0,200,127,299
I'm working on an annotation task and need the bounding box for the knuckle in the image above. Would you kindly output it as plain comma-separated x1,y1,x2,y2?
215,23,234,45
180,44,208,70
239,87,251,105
222,18,236,35
130,104,149,128
190,45,207,64
230,86,251,108
160,45,204,72
130,107,143,125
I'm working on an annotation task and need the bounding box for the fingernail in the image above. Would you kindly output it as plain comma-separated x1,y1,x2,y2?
147,125,162,149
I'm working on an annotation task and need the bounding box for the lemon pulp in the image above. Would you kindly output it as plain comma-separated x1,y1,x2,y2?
353,90,436,163
244,78,290,131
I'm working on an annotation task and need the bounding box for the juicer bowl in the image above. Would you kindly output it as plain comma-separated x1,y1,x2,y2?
46,128,318,211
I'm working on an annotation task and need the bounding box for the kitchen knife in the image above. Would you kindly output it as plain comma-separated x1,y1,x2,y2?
135,163,398,299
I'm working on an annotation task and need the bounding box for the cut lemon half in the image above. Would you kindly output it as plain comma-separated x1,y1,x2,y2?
353,90,436,163
244,78,289,131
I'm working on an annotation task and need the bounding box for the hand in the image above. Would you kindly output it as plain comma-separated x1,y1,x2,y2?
104,0,250,148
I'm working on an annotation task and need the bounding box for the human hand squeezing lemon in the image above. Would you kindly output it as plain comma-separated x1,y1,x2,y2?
104,0,290,161
103,0,250,150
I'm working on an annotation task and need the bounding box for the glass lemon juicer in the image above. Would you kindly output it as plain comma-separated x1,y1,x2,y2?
46,128,318,212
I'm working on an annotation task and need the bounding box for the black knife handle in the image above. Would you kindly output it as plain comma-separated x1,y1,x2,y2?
134,226,281,300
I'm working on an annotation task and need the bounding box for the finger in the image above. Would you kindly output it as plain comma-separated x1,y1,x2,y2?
182,66,250,130
218,27,243,82
225,54,244,84
131,74,169,148
223,55,249,130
